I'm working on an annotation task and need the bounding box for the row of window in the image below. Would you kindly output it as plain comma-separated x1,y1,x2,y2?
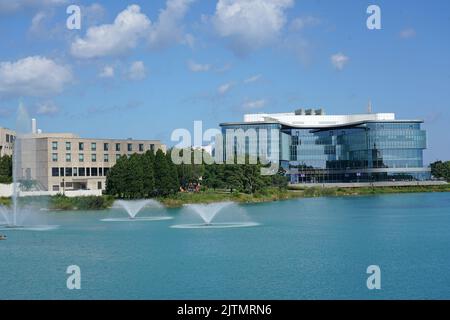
51,167,110,177
52,141,156,152
5,134,15,143
52,153,122,162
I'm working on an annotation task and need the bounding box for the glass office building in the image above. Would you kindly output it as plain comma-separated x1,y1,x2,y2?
220,110,431,183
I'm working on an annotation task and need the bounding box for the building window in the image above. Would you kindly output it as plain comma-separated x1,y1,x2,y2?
104,143,109,151
150,144,155,152
52,153,58,162
92,154,97,162
52,141,58,150
78,167,85,177
66,142,71,151
66,153,71,162
97,181,102,190
86,168,91,176
116,154,121,160
79,142,84,151
52,185,60,191
79,154,84,162
104,168,110,176
65,168,72,177
104,154,109,162
115,143,121,151
139,144,144,152
6,134,9,143
99,168,103,176
91,168,98,176
52,168,59,177
127,143,132,152
60,168,65,177
73,167,78,177
91,142,97,151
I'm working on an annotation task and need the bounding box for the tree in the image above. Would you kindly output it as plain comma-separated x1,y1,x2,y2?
106,156,129,197
154,149,175,196
141,151,155,197
224,164,242,193
0,155,12,183
166,151,180,194
270,167,289,190
124,154,144,198
203,164,225,190
431,161,450,182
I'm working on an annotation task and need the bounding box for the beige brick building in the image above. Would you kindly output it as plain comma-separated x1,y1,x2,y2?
0,127,15,157
2,125,165,192
29,134,165,192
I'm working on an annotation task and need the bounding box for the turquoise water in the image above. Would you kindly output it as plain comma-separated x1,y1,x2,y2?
1,192,450,300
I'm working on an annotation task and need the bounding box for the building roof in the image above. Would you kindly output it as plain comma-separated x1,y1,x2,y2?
220,112,424,129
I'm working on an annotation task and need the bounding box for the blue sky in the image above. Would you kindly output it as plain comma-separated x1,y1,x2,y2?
0,0,449,163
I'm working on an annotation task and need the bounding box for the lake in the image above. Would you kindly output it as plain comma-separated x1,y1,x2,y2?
1,192,450,299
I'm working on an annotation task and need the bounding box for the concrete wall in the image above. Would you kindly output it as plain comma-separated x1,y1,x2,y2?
0,183,102,197
0,183,13,197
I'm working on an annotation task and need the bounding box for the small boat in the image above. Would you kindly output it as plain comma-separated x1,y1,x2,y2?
0,235,7,241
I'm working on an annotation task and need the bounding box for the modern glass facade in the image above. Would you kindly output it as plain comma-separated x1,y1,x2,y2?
220,120,431,183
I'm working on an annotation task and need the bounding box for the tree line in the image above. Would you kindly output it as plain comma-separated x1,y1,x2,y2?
0,155,12,183
431,161,450,182
105,149,288,199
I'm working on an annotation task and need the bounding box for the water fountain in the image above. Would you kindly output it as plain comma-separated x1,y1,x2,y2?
0,103,58,231
101,199,173,222
171,201,260,229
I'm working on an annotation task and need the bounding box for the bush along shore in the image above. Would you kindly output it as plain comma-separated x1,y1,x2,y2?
1,184,449,211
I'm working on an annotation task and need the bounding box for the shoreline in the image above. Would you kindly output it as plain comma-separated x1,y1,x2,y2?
1,184,449,210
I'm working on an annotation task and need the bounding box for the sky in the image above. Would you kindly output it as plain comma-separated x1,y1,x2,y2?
0,0,449,164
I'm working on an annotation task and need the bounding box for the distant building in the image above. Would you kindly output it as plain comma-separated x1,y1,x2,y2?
220,109,431,183
0,127,15,157
2,122,166,192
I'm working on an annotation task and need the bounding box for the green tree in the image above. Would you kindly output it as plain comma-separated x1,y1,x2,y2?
203,164,225,190
224,164,242,193
270,167,289,190
124,154,144,198
154,150,174,196
431,161,450,181
141,151,155,197
0,155,12,183
106,155,128,197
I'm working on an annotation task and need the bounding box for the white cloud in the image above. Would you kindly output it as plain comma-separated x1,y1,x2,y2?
242,99,266,110
0,56,73,97
331,53,349,70
217,82,234,95
126,61,147,80
0,0,66,14
212,0,294,55
187,60,211,72
290,16,321,31
83,3,107,27
244,74,262,84
36,100,59,116
70,2,195,58
99,65,114,78
399,28,416,39
148,0,196,49
29,11,48,33
70,5,151,59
